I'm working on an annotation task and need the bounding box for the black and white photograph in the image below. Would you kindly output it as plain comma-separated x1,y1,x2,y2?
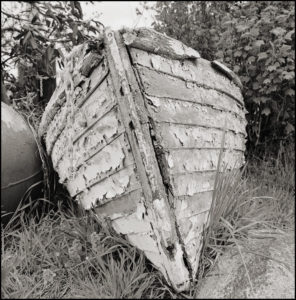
1,1,295,298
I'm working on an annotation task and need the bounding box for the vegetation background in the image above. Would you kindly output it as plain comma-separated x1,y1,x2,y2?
1,1,295,298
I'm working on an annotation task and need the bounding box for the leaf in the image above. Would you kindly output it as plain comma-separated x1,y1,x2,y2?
30,36,38,50
72,23,78,41
257,52,268,61
236,24,249,32
280,44,291,57
74,1,83,19
285,123,295,135
285,88,294,97
22,31,32,46
216,50,224,58
270,27,286,36
284,30,294,41
249,27,259,37
267,62,280,72
247,56,256,64
261,107,271,116
282,71,294,81
252,82,260,90
14,31,26,40
234,50,242,57
233,65,240,73
253,40,264,48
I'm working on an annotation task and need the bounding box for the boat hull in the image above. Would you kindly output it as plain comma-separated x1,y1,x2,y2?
39,28,247,291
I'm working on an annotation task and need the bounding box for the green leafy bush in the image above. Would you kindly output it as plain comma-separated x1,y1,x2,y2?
151,1,295,155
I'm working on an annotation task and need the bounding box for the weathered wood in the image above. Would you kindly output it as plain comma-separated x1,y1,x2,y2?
130,48,244,104
175,192,213,219
75,164,141,209
38,28,247,293
39,57,108,139
137,66,245,114
105,29,191,291
38,85,66,137
154,123,246,151
51,106,124,171
66,134,135,197
80,52,103,77
211,60,243,90
179,210,209,274
145,96,247,134
171,171,216,197
94,189,143,220
122,27,200,60
164,148,245,175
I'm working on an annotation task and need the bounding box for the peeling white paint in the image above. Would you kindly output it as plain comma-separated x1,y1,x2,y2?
167,154,174,168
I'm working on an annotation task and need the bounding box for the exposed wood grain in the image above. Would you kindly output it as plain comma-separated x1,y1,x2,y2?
94,189,143,220
66,134,135,197
137,66,245,113
154,123,246,150
175,192,213,220
75,164,140,209
39,47,106,138
171,171,216,197
145,96,247,134
130,48,244,105
41,60,109,151
51,106,124,171
122,27,200,60
165,148,245,175
80,52,103,77
211,60,243,90
105,29,191,291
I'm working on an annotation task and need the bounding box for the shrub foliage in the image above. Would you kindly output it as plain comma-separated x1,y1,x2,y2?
150,1,295,155
1,1,103,106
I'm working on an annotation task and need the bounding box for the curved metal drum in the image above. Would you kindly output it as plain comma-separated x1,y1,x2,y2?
1,102,42,223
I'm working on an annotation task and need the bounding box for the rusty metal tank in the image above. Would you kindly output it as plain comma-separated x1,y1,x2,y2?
1,102,42,223
38,28,247,291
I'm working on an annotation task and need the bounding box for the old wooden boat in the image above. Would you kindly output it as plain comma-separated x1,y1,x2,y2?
38,28,247,291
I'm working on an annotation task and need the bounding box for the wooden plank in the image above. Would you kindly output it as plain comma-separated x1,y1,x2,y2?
66,134,135,197
137,66,244,113
154,123,246,150
211,60,243,90
44,65,110,155
122,27,200,60
106,30,192,291
51,106,124,171
38,85,65,137
129,48,244,104
175,192,213,220
45,100,69,155
165,148,245,175
39,51,106,138
171,171,216,197
74,58,109,108
94,189,143,220
177,216,208,271
145,96,247,135
112,212,152,235
75,164,141,210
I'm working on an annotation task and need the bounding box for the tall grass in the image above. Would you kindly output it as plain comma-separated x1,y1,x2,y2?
2,140,294,298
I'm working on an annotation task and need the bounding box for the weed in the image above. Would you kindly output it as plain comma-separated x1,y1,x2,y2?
1,143,294,298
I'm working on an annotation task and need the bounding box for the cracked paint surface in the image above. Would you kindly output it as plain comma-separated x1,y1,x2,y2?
39,28,247,293
129,33,247,287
